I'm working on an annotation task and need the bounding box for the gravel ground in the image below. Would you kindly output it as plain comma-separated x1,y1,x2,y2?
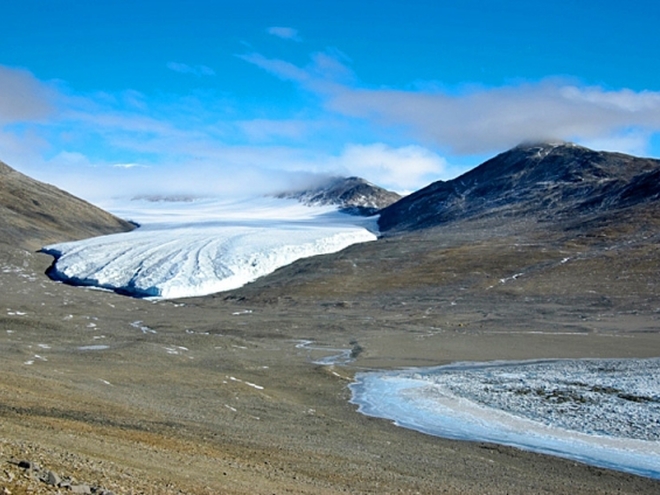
1,234,660,494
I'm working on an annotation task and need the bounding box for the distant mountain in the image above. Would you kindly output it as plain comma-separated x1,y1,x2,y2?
0,160,135,250
379,143,660,232
276,176,401,216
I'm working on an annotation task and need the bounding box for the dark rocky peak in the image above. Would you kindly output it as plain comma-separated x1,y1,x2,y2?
456,142,647,191
379,143,660,232
275,176,401,216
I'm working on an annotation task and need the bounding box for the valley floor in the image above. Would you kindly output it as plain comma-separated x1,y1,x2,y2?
1,244,660,494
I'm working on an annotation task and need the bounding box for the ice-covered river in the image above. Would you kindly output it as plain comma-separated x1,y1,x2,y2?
350,358,660,479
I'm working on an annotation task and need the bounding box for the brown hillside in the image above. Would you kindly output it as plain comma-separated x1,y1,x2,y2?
0,160,134,250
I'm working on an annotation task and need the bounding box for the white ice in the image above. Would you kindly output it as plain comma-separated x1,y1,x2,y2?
42,196,378,299
350,358,660,479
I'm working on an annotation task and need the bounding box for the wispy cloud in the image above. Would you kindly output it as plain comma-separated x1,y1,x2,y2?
166,62,216,77
243,51,660,156
266,26,302,42
238,53,311,84
239,49,353,90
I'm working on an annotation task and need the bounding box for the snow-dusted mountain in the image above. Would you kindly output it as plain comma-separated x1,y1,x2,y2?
275,176,401,216
42,194,379,299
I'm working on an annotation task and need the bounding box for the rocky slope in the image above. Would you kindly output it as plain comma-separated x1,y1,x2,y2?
276,176,401,215
378,142,660,232
0,160,135,250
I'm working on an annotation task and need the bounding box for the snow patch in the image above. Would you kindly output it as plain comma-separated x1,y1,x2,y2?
130,320,156,334
229,376,264,390
78,345,109,351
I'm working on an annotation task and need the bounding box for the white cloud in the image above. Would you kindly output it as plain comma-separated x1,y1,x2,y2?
166,62,215,77
338,81,660,154
333,143,447,192
327,82,660,155
266,26,302,42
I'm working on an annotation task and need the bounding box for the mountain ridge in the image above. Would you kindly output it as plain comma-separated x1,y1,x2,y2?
378,142,660,232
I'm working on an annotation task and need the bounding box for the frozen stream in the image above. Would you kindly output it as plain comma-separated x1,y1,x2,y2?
350,358,660,479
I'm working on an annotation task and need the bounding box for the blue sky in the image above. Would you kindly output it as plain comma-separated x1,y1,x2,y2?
2,0,660,201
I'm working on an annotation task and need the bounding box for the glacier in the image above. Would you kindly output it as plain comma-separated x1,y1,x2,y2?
42,196,378,299
350,358,660,479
